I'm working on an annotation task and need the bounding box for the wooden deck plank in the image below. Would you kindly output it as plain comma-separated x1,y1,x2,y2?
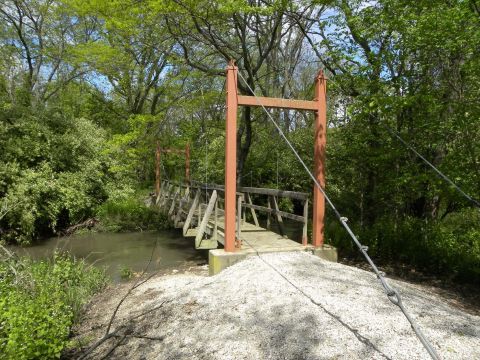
204,214,305,253
172,197,306,254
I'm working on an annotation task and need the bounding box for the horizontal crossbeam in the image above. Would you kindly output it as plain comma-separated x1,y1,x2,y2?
237,95,318,111
238,186,309,201
242,203,306,223
159,148,186,154
189,181,309,201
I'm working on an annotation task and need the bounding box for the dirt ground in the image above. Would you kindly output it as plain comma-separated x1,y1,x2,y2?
70,252,479,359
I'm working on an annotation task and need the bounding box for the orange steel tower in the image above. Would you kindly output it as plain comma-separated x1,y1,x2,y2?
224,60,327,252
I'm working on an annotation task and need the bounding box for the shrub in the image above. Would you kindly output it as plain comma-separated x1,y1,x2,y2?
0,110,133,245
428,209,480,281
0,251,107,359
96,194,170,232
327,209,480,284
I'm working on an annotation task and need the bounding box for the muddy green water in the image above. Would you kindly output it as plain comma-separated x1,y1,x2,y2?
9,231,208,283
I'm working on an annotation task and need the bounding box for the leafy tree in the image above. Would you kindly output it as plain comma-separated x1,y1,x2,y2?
163,0,315,182
0,0,93,105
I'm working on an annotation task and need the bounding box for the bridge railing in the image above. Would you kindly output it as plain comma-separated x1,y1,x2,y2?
189,182,309,241
155,180,310,247
237,186,309,245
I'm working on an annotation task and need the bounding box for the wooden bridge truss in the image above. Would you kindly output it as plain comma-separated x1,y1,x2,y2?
155,180,310,251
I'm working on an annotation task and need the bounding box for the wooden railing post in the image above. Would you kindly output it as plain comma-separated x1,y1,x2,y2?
214,196,218,242
160,182,171,208
236,194,242,247
183,190,200,236
156,180,164,205
198,196,203,227
247,193,259,227
272,196,286,237
302,198,309,245
174,187,190,228
267,196,272,230
168,187,180,216
195,190,218,249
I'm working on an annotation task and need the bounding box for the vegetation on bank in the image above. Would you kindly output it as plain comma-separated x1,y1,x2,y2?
0,249,107,359
0,88,132,245
0,100,167,243
96,193,171,233
327,208,480,282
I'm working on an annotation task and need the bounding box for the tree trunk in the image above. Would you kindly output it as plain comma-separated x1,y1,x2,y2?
236,106,252,186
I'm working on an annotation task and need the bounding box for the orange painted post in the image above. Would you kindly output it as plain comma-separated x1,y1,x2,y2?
312,70,327,247
224,60,238,252
185,143,190,184
155,141,161,197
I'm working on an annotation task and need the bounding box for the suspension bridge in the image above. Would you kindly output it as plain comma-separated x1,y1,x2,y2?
152,60,334,275
153,180,337,274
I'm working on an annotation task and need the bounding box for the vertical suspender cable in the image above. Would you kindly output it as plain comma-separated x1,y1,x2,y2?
205,135,208,200
201,87,208,200
276,151,279,189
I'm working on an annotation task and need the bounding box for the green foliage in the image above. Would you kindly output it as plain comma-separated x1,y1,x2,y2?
0,104,131,244
327,209,480,283
119,266,134,280
96,193,170,232
428,210,480,281
0,251,107,359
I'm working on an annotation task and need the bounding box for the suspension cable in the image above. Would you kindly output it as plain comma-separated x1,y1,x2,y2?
236,70,440,360
382,124,480,209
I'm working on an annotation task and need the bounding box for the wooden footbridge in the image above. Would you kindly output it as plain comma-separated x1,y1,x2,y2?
152,60,335,273
153,180,337,273
156,180,310,249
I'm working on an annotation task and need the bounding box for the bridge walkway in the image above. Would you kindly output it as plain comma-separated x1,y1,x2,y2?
153,180,337,274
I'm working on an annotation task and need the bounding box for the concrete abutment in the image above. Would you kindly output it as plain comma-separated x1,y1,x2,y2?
209,245,338,275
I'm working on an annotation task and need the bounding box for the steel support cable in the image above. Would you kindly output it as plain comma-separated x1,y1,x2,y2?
382,124,480,209
236,71,440,360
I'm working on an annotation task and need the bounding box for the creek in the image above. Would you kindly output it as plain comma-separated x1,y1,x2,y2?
9,230,208,283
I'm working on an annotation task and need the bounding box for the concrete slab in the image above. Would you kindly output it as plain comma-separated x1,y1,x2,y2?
209,244,338,275
209,249,247,275
310,244,338,262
